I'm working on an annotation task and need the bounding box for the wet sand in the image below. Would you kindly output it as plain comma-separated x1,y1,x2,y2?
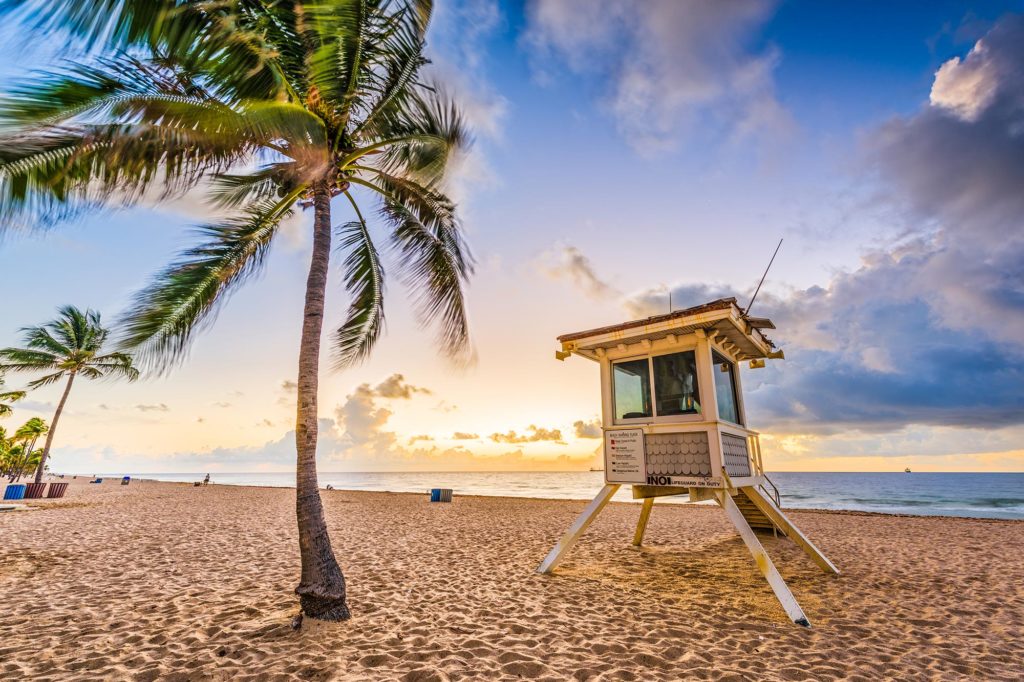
1,478,1021,680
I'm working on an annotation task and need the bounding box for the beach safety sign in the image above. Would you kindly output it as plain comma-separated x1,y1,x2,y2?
604,428,646,484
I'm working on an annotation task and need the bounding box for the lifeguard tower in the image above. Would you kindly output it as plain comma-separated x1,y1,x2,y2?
537,298,838,627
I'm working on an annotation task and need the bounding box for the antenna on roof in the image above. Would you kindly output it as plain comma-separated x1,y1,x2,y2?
744,238,783,316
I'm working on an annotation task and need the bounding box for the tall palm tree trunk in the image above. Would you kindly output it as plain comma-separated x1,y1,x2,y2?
294,178,350,621
34,371,75,484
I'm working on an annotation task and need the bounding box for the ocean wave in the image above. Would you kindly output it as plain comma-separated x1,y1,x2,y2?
967,498,1024,508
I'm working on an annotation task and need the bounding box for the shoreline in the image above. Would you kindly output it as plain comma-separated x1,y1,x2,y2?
39,475,1024,523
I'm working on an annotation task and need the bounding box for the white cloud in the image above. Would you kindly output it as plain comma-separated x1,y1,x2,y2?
523,0,785,153
859,347,897,374
490,425,565,444
930,42,999,121
542,245,621,301
572,419,601,439
372,374,431,399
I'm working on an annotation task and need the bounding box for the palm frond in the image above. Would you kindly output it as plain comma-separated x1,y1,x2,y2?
367,88,469,186
0,0,179,52
333,193,385,368
48,305,106,352
207,164,296,210
380,197,471,358
25,371,68,390
119,192,301,370
83,353,141,381
303,0,371,118
0,347,62,370
371,170,472,276
0,122,255,233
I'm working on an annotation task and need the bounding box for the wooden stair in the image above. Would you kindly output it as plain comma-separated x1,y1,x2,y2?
733,488,781,534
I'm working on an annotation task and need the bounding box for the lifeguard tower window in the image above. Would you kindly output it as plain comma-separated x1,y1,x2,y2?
713,351,742,425
613,359,652,420
612,352,702,421
653,351,701,416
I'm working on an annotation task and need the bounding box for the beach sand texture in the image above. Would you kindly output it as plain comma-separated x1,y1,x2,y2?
1,479,1021,681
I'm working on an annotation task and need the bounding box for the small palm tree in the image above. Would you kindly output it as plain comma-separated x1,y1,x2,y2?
0,307,139,484
0,2,473,620
0,374,26,417
13,417,49,481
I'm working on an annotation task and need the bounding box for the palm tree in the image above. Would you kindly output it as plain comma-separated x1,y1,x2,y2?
12,417,48,481
0,2,472,620
0,307,139,484
0,374,26,417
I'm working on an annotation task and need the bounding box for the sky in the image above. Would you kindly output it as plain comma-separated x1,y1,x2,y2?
1,0,1023,474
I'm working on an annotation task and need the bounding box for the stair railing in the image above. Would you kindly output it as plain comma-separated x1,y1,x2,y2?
760,473,781,507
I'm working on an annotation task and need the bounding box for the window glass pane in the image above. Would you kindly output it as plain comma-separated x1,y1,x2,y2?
713,351,741,424
652,351,701,416
613,359,652,420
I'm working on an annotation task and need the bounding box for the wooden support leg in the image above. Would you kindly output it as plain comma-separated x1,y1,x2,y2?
632,497,654,546
717,491,811,627
537,484,620,574
742,487,840,575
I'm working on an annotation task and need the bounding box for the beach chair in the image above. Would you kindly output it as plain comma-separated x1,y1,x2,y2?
3,484,26,501
121,476,131,485
430,488,453,503
90,478,103,484
47,482,69,498
24,483,46,499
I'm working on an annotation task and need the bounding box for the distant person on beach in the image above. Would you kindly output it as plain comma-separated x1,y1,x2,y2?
203,474,210,486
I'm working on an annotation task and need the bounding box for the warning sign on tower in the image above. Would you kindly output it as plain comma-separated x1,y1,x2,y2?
604,428,646,484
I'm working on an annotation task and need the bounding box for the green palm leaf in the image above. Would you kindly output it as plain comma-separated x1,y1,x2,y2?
120,193,302,369
333,194,385,368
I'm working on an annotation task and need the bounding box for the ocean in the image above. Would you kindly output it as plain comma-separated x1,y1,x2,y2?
106,471,1024,520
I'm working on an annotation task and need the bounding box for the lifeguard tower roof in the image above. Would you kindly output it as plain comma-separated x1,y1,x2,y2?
557,297,778,362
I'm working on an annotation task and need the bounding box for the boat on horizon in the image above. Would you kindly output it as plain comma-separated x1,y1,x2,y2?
905,467,912,473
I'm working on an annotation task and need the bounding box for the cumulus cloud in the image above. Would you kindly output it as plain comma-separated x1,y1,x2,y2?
863,19,1024,349
135,403,169,413
312,385,588,470
572,419,602,439
523,0,785,153
543,245,621,300
490,425,565,444
623,283,743,320
608,16,1024,439
277,379,298,407
408,434,434,445
372,374,432,399
451,432,480,440
930,41,1000,121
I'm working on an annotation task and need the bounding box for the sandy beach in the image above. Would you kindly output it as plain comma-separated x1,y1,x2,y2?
1,479,1022,681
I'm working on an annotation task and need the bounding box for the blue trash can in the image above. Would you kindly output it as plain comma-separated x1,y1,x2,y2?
4,484,26,501
430,488,453,503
